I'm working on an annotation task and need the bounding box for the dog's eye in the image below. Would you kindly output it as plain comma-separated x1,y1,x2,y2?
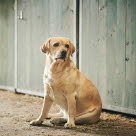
65,44,69,48
53,43,59,47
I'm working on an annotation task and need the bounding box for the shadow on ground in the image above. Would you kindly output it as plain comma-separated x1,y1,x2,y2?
0,90,136,136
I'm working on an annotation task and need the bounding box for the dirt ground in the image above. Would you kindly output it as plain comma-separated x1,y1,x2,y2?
0,90,136,136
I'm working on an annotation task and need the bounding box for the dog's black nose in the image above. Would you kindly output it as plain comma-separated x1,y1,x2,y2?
61,50,67,57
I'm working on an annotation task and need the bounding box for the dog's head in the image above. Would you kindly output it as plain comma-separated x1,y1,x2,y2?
40,37,75,61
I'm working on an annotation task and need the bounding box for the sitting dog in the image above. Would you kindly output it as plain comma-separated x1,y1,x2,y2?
30,37,102,128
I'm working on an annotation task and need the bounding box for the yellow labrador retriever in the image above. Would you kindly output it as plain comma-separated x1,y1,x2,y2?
30,37,102,128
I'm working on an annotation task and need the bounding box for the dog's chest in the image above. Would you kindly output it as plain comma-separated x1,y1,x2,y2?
44,76,66,102
49,80,65,97
49,83,67,109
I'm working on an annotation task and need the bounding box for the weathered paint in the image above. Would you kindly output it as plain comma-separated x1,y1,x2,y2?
80,0,136,115
0,0,15,89
0,0,136,115
16,0,76,95
125,0,136,109
106,0,126,107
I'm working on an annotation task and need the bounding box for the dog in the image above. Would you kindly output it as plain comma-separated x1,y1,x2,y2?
30,37,102,128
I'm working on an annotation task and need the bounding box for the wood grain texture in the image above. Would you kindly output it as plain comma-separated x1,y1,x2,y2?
17,0,76,93
97,0,107,103
79,0,99,85
106,0,126,107
0,0,136,114
0,0,15,87
80,0,136,114
17,0,49,93
125,0,136,109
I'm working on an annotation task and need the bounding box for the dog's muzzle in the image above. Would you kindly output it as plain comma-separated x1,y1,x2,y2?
55,50,67,61
61,50,66,58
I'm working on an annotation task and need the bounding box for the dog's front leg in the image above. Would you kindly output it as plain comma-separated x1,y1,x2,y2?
64,94,76,128
30,94,53,125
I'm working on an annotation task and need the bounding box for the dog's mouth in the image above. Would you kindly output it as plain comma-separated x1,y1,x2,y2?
55,50,67,61
55,57,66,61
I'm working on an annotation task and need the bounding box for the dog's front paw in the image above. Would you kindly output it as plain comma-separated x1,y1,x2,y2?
64,123,75,128
30,119,43,125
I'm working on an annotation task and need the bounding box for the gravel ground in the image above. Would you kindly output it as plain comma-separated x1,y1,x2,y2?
0,90,136,136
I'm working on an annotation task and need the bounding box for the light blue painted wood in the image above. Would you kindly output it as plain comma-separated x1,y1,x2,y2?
48,0,75,40
80,0,136,115
97,0,107,104
0,0,135,115
106,0,126,107
79,0,99,85
125,0,136,109
0,0,15,88
17,0,76,95
17,0,49,94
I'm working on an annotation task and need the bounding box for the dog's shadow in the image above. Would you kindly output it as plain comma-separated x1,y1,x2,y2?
29,120,99,135
30,122,70,129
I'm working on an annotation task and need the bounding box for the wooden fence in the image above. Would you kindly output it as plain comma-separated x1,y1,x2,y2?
0,0,136,115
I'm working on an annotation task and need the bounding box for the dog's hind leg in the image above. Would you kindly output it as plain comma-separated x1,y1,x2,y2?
75,109,101,124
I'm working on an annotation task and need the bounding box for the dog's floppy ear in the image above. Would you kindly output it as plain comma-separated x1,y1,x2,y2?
40,38,50,54
70,41,75,56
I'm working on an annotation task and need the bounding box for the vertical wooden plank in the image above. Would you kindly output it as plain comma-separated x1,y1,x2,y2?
0,0,15,88
79,0,83,71
116,0,126,107
80,0,127,113
14,0,17,90
75,0,79,68
79,0,99,85
106,0,117,106
48,0,76,63
48,0,74,39
17,0,49,95
125,0,136,109
97,0,107,103
17,0,76,96
105,0,126,107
